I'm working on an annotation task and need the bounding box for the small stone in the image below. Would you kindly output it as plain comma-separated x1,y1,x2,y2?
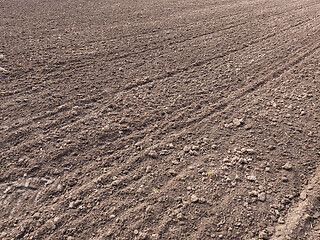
191,194,199,203
258,192,266,202
139,232,148,239
249,190,258,197
190,150,199,156
44,220,56,230
233,118,243,127
147,150,157,158
105,230,113,237
168,143,174,148
53,217,61,223
168,169,177,176
258,230,269,239
32,213,40,221
300,190,307,200
265,167,271,172
203,137,209,142
282,163,292,171
69,200,81,209
282,176,288,182
278,217,285,224
245,148,256,154
211,144,217,150
245,124,252,130
172,160,179,165
146,166,152,173
151,234,159,239
247,175,257,182
313,211,320,219
0,67,8,73
111,180,121,186
69,201,75,209
176,213,185,220
145,205,153,213
268,145,276,150
134,229,139,235
191,145,200,150
0,54,4,59
183,145,191,152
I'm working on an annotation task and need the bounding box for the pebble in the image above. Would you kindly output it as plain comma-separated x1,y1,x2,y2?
233,118,243,127
168,169,177,176
245,148,256,155
281,176,288,182
111,180,121,186
0,54,4,59
176,213,185,220
167,143,174,149
191,194,199,203
69,200,81,209
69,201,76,209
145,205,153,213
172,160,179,165
278,217,285,224
268,145,276,150
183,145,191,152
300,190,307,200
282,163,292,171
147,150,158,158
53,216,61,223
191,145,200,151
249,190,258,197
44,220,56,230
258,230,269,239
247,175,257,182
313,211,320,219
0,67,8,73
146,166,152,173
134,229,139,235
258,192,266,202
189,150,199,156
151,234,159,239
245,124,252,130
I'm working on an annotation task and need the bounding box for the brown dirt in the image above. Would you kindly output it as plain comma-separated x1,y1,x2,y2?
1,0,320,239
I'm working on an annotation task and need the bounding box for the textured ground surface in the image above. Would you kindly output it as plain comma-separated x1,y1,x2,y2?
1,0,320,239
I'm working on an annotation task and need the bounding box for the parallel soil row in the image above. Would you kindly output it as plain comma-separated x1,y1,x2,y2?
1,0,319,239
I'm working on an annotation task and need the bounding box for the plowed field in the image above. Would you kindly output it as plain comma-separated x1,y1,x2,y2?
1,0,320,239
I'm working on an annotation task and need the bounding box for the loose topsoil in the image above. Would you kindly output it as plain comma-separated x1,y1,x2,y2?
1,0,320,239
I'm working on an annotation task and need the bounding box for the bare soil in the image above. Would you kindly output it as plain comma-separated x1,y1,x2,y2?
1,0,320,239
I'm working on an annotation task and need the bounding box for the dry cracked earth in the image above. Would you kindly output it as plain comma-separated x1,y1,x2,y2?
1,0,320,239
